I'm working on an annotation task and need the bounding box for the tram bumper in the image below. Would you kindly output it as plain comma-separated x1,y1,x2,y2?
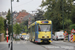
35,38,52,43
41,39,52,43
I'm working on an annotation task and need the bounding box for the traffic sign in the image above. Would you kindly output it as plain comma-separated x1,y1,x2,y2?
6,35,9,43
71,29,75,33
6,35,9,37
6,31,8,34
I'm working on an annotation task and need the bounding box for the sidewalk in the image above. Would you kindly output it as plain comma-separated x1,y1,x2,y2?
0,40,15,44
0,40,10,44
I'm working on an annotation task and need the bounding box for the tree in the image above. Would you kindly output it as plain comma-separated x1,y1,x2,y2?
24,25,28,33
34,9,45,21
0,17,5,34
40,0,73,31
13,23,21,35
70,6,75,24
20,20,28,32
70,24,75,30
6,9,11,24
6,9,12,38
41,0,63,31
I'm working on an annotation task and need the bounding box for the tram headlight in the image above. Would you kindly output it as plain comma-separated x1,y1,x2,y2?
42,36,44,38
47,36,49,38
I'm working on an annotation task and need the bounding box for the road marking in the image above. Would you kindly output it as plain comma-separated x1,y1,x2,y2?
52,41,64,43
44,45,74,50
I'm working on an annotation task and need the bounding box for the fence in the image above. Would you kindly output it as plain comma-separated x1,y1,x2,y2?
0,33,4,42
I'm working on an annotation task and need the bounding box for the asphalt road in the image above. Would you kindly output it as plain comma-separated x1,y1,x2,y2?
0,40,75,50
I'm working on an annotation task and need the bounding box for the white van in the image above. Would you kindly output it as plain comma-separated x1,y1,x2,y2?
53,31,64,40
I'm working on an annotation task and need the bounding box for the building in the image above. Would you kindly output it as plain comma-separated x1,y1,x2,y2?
15,10,34,24
12,11,18,24
16,10,29,23
0,12,7,19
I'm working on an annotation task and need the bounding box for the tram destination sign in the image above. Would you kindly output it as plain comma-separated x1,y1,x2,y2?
41,21,48,23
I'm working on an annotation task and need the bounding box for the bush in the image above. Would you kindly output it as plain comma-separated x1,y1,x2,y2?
15,39,20,41
70,24,75,30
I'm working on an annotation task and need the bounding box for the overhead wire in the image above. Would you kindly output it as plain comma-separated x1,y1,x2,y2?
13,0,34,8
12,0,42,13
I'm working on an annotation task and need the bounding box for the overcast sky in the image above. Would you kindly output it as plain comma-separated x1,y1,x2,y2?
0,0,43,13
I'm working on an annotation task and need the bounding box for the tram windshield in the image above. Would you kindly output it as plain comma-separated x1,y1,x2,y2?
39,25,51,31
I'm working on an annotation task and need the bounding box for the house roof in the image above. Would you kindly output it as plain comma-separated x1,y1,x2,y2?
16,12,29,19
16,12,29,23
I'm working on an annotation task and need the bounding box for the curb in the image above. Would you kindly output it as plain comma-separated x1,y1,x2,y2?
63,40,75,43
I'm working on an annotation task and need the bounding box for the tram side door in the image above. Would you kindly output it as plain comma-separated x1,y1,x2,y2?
35,24,38,41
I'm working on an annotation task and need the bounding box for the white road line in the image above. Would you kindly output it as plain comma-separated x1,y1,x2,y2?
44,46,74,50
52,41,64,43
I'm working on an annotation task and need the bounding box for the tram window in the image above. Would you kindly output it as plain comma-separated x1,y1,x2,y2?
39,25,51,31
38,26,41,31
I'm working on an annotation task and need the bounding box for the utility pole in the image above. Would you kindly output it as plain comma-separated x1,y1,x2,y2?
11,0,13,50
10,0,19,50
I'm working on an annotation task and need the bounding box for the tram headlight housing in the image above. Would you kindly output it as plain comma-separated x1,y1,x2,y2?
42,36,44,38
47,36,49,38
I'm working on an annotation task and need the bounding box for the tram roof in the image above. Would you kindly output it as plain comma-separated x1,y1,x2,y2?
28,20,52,28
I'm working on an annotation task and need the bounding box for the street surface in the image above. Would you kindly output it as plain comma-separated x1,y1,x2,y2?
0,40,75,50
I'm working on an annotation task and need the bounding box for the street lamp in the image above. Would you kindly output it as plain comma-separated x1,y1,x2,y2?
11,0,19,50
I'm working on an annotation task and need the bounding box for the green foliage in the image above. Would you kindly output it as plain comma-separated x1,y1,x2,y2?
64,19,72,28
20,20,28,32
34,9,45,21
15,39,20,41
70,24,75,30
6,9,11,24
13,23,21,35
70,6,75,24
40,0,73,31
0,17,5,33
6,9,11,39
24,25,28,33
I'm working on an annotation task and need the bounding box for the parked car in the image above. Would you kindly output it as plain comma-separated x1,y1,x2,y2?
20,35,26,40
53,31,64,40
20,33,27,40
52,34,54,40
21,35,29,41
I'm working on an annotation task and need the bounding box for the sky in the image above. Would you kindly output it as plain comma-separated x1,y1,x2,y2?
0,0,43,13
